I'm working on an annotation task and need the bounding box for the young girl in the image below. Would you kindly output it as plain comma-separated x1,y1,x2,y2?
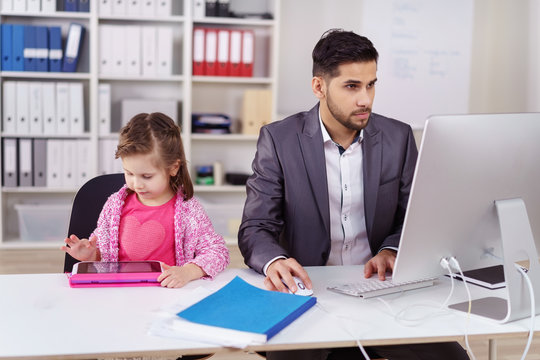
61,112,230,288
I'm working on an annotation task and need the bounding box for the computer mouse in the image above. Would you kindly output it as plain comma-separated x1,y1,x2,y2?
282,276,313,296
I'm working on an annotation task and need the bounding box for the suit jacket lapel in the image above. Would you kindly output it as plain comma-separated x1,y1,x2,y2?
363,117,382,235
297,105,330,235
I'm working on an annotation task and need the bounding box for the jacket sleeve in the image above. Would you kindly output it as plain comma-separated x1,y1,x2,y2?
238,126,290,274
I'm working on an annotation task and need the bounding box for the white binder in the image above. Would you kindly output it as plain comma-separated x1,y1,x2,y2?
62,140,77,188
141,26,157,76
1,0,13,11
126,0,142,15
29,82,43,135
41,0,56,13
2,138,18,187
68,82,85,135
55,82,70,135
111,0,126,15
99,25,115,76
111,25,126,75
18,138,33,187
157,26,173,76
141,0,155,16
26,0,39,12
42,82,57,135
76,139,91,186
2,81,17,134
125,26,141,76
155,0,171,17
15,81,30,135
46,139,63,188
12,0,25,11
98,0,112,16
98,83,111,135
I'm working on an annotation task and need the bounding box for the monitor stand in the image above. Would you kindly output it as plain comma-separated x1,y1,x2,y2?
448,198,540,323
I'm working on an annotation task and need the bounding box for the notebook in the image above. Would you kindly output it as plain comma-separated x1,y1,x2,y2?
176,276,317,344
327,275,436,299
68,260,162,288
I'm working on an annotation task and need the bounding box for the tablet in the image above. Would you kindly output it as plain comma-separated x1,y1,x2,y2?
68,260,163,288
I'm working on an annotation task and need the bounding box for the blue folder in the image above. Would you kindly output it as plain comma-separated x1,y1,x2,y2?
1,24,13,71
48,26,63,72
35,26,49,72
12,24,25,71
62,23,85,72
177,276,316,341
23,25,37,71
64,0,78,11
78,0,90,12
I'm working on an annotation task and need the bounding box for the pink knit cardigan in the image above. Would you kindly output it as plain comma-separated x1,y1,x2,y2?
91,186,230,278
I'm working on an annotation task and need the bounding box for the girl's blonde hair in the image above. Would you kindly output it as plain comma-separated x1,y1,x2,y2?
115,112,194,200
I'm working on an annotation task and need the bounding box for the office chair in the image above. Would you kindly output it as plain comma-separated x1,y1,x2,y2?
63,173,126,273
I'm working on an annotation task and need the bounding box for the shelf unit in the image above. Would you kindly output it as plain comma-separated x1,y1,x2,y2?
0,0,280,248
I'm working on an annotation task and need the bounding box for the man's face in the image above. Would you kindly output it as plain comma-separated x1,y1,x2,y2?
322,61,377,131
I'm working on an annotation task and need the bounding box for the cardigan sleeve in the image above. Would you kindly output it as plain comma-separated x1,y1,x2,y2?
176,197,230,278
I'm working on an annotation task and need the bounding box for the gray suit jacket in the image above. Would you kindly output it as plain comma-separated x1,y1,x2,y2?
238,104,418,274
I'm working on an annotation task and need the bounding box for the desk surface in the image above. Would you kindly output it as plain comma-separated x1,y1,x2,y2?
0,266,538,359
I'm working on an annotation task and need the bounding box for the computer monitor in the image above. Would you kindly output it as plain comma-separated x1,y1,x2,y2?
392,113,540,323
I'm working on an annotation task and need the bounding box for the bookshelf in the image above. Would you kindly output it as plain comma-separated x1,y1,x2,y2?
0,0,280,248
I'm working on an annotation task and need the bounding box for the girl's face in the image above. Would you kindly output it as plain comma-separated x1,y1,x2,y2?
121,152,179,206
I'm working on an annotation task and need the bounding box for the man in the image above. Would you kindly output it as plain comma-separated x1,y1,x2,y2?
238,29,469,360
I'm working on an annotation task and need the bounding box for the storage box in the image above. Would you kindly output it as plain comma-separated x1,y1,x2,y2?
202,202,244,243
14,204,71,242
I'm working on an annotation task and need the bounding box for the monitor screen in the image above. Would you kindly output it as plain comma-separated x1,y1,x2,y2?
392,113,540,283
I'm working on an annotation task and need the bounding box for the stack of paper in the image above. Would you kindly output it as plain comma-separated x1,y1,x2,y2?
149,276,316,348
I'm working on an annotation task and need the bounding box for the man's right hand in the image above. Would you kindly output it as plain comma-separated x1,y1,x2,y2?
265,258,312,294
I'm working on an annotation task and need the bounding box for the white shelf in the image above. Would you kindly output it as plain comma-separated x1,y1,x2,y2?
0,0,280,249
0,11,90,19
191,133,258,141
0,71,91,79
192,76,273,84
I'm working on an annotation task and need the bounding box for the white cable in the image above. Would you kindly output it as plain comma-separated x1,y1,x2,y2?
448,257,477,360
315,302,371,360
514,263,535,360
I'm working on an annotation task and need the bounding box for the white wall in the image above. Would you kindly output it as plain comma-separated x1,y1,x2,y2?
277,0,538,121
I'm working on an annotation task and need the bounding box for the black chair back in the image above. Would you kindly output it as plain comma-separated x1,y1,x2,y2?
63,173,125,273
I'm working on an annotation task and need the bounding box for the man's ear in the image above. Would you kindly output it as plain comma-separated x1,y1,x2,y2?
311,76,326,100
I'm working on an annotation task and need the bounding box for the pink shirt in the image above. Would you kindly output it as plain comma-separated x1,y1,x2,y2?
118,193,176,266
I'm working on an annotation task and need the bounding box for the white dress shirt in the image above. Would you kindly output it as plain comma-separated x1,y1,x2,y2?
319,115,371,266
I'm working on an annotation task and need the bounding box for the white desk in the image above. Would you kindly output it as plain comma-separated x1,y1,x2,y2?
0,266,538,359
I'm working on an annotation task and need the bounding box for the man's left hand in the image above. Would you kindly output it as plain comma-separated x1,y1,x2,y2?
364,249,397,281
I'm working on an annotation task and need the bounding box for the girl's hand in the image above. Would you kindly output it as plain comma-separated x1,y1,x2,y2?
158,263,206,288
61,234,100,261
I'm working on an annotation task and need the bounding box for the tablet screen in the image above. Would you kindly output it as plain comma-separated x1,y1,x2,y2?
76,261,161,274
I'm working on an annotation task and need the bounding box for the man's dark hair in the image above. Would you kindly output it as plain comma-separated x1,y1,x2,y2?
312,28,379,78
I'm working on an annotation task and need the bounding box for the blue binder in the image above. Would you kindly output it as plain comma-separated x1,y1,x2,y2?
78,0,89,12
23,25,37,71
35,26,49,72
64,0,78,11
1,24,13,71
62,23,85,72
12,25,25,71
48,26,63,72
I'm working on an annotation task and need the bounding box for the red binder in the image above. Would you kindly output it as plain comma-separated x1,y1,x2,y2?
204,28,218,76
192,27,205,76
229,29,242,77
240,30,254,77
217,29,230,76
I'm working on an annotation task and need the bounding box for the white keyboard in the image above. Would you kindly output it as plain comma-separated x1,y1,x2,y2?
327,276,437,299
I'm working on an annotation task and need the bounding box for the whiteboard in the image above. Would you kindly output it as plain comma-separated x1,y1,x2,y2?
361,0,474,129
